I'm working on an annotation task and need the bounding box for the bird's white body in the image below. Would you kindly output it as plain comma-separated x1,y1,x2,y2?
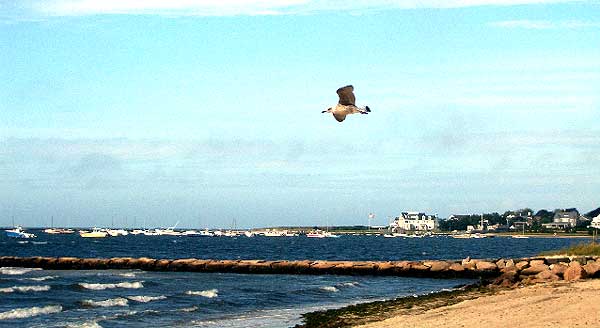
322,85,370,122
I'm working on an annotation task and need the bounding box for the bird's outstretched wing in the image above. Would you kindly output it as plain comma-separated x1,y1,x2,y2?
336,85,355,105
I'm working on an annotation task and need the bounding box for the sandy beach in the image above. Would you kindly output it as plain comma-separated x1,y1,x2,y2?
358,280,600,328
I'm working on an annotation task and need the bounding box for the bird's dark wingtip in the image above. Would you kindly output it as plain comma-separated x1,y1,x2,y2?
365,106,371,112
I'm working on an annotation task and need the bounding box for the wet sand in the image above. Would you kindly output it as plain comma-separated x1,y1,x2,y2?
357,280,600,328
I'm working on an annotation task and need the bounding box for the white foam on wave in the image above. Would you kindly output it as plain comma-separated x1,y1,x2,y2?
178,306,198,312
118,272,137,278
320,286,339,292
0,305,62,320
0,285,51,293
23,275,57,281
127,295,166,303
0,267,42,275
79,281,143,290
66,321,103,328
341,281,359,287
81,297,129,308
186,289,218,298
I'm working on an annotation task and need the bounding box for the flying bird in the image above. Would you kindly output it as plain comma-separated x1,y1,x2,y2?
322,85,371,122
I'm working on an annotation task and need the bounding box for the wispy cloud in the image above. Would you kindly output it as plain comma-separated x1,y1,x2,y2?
6,0,594,18
490,19,600,29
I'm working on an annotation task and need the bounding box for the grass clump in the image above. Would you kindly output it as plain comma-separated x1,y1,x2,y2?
540,242,600,256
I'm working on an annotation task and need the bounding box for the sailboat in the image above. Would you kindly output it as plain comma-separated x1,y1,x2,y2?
512,223,529,239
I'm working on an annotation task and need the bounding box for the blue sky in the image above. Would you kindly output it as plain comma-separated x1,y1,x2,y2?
1,0,599,228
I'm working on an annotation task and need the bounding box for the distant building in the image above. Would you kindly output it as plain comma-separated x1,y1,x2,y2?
506,211,533,226
542,208,580,230
590,214,600,229
390,212,438,232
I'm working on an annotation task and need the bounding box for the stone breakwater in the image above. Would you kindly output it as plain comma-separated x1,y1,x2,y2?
0,256,599,285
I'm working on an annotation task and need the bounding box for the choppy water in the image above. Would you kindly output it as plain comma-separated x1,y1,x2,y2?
0,232,586,327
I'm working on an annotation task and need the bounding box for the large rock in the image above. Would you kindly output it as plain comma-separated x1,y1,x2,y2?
475,261,498,272
496,259,506,269
448,263,465,273
351,262,378,275
550,263,568,277
424,261,451,272
535,270,560,282
504,259,515,268
515,261,529,271
492,270,518,286
461,260,477,270
583,261,600,277
564,261,587,281
521,264,549,275
375,262,397,275
56,257,81,269
310,261,337,271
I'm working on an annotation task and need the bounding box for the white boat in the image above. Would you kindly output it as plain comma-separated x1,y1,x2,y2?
5,226,36,239
383,233,406,238
451,234,472,239
79,228,108,238
44,228,75,234
155,221,181,236
130,229,145,235
155,228,181,236
198,229,213,237
142,229,159,236
223,230,239,237
306,230,339,238
261,229,297,237
106,229,129,236
244,231,255,237
263,229,286,237
181,230,201,236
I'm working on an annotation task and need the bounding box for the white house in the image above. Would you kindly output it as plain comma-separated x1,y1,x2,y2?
542,208,580,230
390,212,438,232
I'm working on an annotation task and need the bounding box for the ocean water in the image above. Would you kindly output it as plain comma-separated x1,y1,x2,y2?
0,232,586,327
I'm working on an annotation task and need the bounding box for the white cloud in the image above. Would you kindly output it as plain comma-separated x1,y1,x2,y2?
19,0,595,17
490,19,600,29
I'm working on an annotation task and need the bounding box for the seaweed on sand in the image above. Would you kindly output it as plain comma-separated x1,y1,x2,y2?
296,283,495,328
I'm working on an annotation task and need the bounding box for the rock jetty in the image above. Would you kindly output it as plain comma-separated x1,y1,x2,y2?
0,256,598,286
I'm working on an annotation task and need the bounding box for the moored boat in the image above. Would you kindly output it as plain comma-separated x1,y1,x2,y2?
5,226,36,239
79,228,108,238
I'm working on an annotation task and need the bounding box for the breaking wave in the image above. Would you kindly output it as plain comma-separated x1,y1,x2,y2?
78,281,143,290
127,295,166,303
319,286,339,292
0,305,62,320
178,306,198,312
0,285,51,293
81,297,129,308
186,289,218,298
0,267,42,275
65,321,103,328
23,275,57,281
341,281,359,287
